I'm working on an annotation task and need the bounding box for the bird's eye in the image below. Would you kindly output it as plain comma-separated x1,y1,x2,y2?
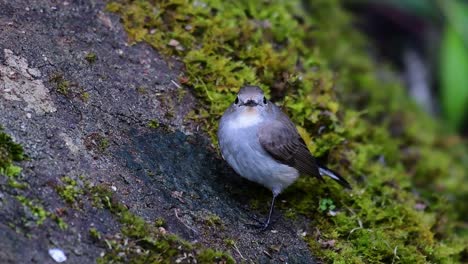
234,97,239,104
263,96,267,104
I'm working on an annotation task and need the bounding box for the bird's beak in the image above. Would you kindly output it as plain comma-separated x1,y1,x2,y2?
243,99,258,107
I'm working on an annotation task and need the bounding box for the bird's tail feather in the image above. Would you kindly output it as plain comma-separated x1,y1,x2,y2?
318,166,351,189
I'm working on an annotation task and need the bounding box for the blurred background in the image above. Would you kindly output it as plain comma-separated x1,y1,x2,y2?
344,0,468,135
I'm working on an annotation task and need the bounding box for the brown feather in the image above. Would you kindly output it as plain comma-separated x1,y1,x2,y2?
257,118,322,181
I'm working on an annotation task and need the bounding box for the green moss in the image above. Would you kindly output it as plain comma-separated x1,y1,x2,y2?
0,127,68,229
108,0,468,262
99,138,110,151
224,239,235,247
154,217,166,227
49,73,71,95
84,133,110,153
85,52,97,63
89,185,234,263
55,176,84,205
89,227,102,241
0,126,24,171
198,248,235,264
80,91,90,102
51,214,69,230
147,120,160,129
204,213,222,227
8,178,28,189
16,195,49,226
49,73,90,102
136,86,147,94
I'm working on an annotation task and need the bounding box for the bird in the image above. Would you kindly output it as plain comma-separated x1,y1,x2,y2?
217,85,351,230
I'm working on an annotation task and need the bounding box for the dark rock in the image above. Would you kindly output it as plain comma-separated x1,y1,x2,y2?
0,0,315,263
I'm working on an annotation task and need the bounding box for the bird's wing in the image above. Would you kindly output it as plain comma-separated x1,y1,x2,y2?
257,118,322,180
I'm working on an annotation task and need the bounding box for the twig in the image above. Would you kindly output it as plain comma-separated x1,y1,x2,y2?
171,79,182,89
231,242,246,260
174,208,198,234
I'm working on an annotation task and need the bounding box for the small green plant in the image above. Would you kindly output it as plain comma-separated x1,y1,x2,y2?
56,176,84,205
318,198,336,213
147,120,159,129
204,213,222,227
89,185,234,263
89,227,101,241
53,215,68,230
85,52,97,63
0,126,24,170
49,73,70,95
154,217,166,227
16,195,49,225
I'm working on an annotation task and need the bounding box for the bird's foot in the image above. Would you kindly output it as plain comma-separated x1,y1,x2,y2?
246,213,265,225
245,215,280,232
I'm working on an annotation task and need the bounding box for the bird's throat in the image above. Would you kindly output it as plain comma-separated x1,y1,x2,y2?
230,108,262,129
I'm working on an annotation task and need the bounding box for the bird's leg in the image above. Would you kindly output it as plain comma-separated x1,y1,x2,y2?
262,193,277,230
246,193,278,231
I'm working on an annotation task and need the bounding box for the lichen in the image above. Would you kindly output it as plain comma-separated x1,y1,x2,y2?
108,0,468,262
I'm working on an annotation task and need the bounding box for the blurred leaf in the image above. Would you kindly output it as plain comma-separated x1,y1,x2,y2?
440,25,468,130
438,0,468,46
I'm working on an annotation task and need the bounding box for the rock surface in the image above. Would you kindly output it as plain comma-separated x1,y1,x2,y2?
0,1,315,263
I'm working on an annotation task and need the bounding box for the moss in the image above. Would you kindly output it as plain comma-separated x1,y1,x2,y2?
89,227,102,241
204,213,222,227
88,185,234,263
55,176,84,205
0,126,24,171
16,195,49,226
136,86,147,94
85,52,97,63
99,138,110,152
108,0,468,262
49,72,90,102
80,91,90,102
176,87,187,102
197,248,235,264
7,178,28,189
224,239,235,247
49,73,71,96
0,128,28,189
0,126,71,231
147,120,159,129
154,217,166,227
84,133,110,153
51,214,69,230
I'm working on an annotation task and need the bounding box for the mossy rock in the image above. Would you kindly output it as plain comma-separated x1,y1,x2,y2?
108,0,468,262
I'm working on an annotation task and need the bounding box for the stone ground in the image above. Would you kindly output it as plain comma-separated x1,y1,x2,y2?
0,0,316,263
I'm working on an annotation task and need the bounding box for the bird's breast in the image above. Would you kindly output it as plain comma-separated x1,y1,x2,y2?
227,108,263,129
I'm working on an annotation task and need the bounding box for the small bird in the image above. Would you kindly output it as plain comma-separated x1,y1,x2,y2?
217,86,351,229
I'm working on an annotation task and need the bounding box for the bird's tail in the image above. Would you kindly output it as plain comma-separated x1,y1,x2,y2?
318,165,352,189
